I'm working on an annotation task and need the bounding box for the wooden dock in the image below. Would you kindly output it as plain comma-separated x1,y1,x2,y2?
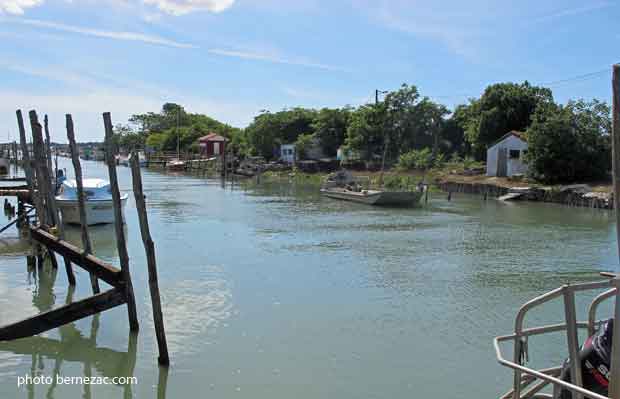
0,109,170,367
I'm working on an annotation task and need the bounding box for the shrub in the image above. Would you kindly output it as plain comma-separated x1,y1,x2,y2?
383,175,417,191
396,148,433,170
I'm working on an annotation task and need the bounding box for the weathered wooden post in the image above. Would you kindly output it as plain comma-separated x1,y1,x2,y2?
43,115,54,186
29,111,69,273
66,114,100,294
103,112,139,332
16,111,41,220
609,63,620,399
28,112,51,225
130,150,170,365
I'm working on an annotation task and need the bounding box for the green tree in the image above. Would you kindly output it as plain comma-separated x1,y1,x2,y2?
295,133,315,160
127,103,241,154
113,124,145,151
526,99,611,183
459,82,553,160
311,107,351,156
146,132,168,150
345,104,386,162
245,108,317,160
346,84,450,165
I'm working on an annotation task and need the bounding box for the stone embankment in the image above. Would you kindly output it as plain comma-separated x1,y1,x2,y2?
436,180,612,209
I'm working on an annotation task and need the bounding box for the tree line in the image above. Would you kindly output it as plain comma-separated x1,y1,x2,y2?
114,82,612,184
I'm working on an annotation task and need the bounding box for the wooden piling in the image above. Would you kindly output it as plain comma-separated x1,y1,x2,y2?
609,64,620,399
66,114,100,293
103,112,139,332
43,115,54,184
130,150,170,365
28,111,51,226
16,111,41,220
30,112,79,282
28,112,62,271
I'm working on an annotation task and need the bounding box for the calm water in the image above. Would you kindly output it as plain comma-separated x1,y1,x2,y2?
0,158,618,398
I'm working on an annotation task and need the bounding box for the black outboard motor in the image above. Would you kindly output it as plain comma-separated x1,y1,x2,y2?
560,319,613,398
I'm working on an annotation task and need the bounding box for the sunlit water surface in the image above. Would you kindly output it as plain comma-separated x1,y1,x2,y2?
0,158,617,398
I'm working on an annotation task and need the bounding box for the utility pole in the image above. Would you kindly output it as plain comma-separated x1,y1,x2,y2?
375,89,389,185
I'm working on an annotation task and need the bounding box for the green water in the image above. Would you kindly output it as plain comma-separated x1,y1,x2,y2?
0,158,617,398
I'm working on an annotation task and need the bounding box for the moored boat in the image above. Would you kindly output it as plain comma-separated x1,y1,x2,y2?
55,178,128,225
167,159,186,171
320,187,423,206
320,170,424,207
118,155,130,166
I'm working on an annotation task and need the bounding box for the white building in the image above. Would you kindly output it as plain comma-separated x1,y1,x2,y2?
280,144,296,164
486,131,528,177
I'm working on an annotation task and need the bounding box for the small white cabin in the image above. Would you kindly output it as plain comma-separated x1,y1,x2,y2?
281,144,296,164
486,131,528,177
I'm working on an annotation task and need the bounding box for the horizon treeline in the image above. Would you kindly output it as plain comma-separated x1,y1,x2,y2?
114,81,612,184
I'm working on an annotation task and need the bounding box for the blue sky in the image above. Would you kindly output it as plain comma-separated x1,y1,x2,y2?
0,0,618,142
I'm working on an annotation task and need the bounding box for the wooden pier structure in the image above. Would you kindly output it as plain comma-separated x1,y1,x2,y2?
0,109,170,366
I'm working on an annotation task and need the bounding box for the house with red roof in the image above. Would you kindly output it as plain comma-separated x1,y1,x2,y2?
198,133,229,157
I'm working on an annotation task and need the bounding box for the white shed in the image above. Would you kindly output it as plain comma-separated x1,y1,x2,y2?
486,131,528,177
280,144,296,164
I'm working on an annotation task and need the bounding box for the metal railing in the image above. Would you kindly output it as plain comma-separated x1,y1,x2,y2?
494,275,620,399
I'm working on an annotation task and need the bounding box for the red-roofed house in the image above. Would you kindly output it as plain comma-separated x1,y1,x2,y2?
486,130,528,177
198,133,229,157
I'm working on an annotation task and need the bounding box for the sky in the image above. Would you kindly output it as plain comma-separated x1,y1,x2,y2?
0,0,618,142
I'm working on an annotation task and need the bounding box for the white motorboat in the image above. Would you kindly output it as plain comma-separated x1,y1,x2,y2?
55,178,127,225
118,155,130,167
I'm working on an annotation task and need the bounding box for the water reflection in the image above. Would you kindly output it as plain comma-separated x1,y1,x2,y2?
62,224,120,259
0,259,168,399
0,236,31,257
156,266,233,354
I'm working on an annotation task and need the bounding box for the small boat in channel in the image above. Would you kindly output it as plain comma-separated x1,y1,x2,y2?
55,178,128,225
166,159,186,171
320,170,424,207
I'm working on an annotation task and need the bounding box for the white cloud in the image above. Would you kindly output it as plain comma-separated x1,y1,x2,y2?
142,0,235,15
0,87,257,142
531,2,613,23
0,0,43,14
16,18,196,48
208,48,349,72
0,60,257,141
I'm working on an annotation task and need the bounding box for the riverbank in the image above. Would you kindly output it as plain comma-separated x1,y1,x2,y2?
432,170,613,209
259,168,614,209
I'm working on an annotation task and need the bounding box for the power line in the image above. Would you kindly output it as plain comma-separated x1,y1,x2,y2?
428,64,617,101
542,68,610,87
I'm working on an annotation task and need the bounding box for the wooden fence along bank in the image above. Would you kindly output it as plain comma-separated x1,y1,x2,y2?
0,110,170,369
